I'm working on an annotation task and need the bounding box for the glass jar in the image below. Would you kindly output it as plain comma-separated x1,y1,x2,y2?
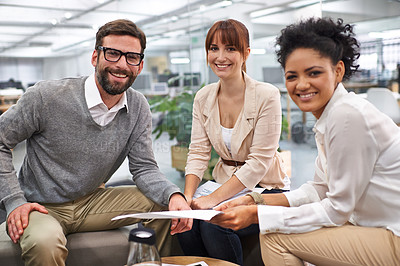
126,226,161,266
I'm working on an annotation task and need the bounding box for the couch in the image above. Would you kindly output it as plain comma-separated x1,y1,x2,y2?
0,220,263,266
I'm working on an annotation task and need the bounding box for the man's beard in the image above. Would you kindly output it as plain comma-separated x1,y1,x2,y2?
96,66,137,95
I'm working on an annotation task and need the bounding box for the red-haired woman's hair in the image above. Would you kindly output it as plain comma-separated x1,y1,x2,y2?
205,19,250,72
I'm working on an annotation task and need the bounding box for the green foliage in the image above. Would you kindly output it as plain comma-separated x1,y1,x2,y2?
281,115,289,140
149,87,195,147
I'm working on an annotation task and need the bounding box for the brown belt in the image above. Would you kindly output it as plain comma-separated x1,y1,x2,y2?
221,158,245,167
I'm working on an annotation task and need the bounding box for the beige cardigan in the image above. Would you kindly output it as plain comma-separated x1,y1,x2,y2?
185,73,288,190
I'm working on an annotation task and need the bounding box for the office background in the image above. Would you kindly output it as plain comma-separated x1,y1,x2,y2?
1,0,399,89
0,0,399,190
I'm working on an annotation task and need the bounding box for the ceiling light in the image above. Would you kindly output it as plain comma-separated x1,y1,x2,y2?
50,19,58,25
216,0,232,8
64,12,73,19
288,0,322,8
250,7,283,18
171,58,190,64
211,0,232,8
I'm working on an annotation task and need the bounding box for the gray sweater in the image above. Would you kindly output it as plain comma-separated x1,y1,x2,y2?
0,76,180,216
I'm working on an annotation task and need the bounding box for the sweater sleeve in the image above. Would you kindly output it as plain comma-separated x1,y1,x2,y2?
0,87,43,216
127,97,180,206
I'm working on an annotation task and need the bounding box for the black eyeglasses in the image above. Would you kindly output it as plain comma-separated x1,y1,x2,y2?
97,46,144,66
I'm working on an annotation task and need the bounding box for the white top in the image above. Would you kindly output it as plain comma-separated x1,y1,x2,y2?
84,74,128,126
221,125,233,153
258,83,400,236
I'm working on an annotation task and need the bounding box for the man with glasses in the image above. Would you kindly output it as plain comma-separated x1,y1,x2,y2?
0,19,192,265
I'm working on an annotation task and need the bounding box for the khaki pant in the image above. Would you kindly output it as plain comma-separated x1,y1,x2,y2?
260,224,400,266
16,186,171,266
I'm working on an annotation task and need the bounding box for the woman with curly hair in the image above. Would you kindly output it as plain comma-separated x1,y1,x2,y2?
210,17,400,265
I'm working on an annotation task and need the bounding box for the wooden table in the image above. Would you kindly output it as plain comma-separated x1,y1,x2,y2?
162,256,239,266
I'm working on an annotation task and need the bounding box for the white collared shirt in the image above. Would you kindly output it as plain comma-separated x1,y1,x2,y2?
258,83,400,236
85,73,128,126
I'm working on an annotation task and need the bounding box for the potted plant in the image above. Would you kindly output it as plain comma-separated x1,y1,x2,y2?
150,78,219,179
150,86,194,174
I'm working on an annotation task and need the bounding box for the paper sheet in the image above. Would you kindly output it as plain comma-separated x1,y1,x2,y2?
111,181,264,222
194,180,265,205
112,210,222,221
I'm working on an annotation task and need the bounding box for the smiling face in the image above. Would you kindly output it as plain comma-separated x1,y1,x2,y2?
284,48,345,119
207,35,249,81
91,34,143,96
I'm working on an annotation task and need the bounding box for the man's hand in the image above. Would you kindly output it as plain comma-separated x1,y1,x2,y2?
209,205,258,231
7,203,48,243
168,193,192,235
213,194,254,211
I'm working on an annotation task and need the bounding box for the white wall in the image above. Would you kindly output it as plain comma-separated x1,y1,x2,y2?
42,50,94,80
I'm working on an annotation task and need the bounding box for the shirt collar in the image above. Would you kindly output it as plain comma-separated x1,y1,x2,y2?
84,73,129,112
314,83,348,134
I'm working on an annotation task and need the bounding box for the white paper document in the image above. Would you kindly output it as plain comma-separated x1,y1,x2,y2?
194,180,264,203
112,181,264,222
112,210,222,221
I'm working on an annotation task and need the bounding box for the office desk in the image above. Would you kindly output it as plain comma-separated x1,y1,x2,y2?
0,95,21,114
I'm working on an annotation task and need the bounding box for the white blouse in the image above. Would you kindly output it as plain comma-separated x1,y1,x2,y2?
258,83,400,237
221,125,233,153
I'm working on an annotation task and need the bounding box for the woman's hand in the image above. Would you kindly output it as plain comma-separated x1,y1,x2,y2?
214,194,255,211
191,195,217,210
210,205,258,231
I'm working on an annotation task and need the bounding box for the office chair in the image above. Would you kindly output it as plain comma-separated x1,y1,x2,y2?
366,87,400,125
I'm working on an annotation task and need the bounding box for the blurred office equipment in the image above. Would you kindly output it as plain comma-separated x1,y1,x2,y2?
158,73,180,87
151,82,169,95
183,72,201,87
0,79,24,91
132,73,152,93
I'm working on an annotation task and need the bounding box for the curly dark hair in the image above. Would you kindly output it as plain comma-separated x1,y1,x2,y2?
275,17,360,81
